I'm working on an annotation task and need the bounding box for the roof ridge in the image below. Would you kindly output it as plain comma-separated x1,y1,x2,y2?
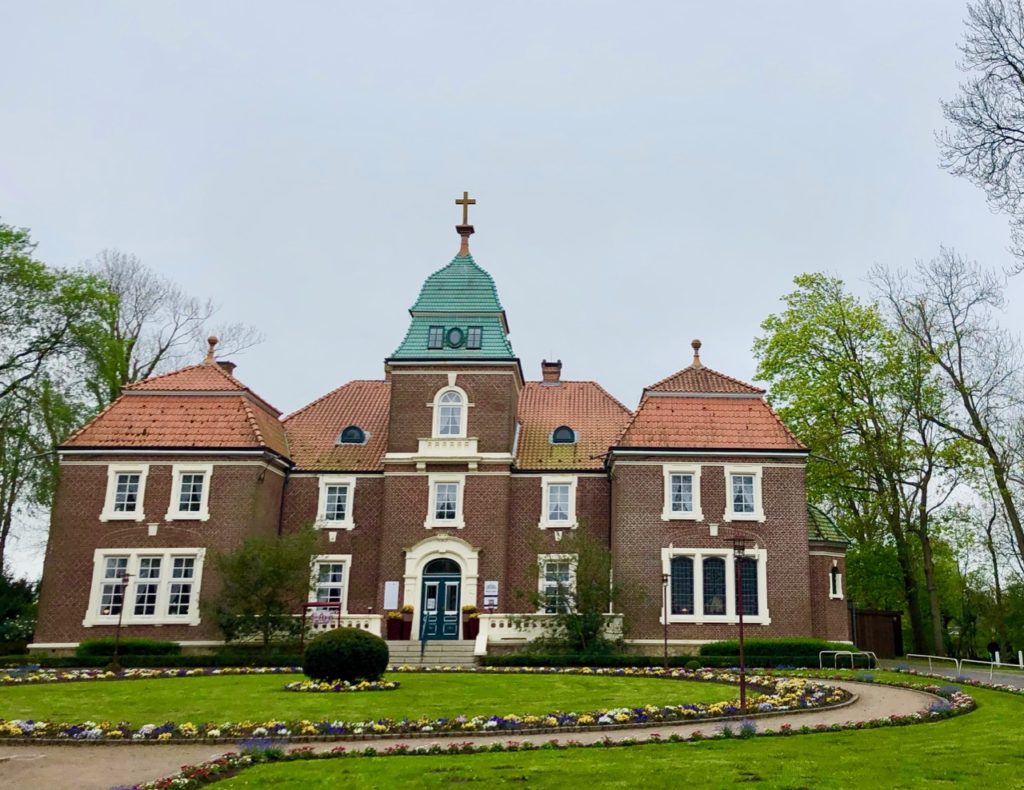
763,398,807,449
124,362,242,391
646,363,764,394
240,399,268,449
523,380,634,417
612,393,648,447
283,380,390,423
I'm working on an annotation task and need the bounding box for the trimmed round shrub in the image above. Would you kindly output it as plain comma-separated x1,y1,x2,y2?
303,628,389,683
685,659,701,671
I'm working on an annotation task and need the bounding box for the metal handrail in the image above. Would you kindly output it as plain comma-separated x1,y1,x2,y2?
906,653,960,673
818,650,878,670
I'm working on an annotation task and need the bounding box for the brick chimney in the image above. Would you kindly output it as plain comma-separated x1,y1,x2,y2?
541,360,562,384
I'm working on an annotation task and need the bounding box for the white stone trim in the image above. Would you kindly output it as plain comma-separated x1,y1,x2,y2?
431,385,469,439
661,464,703,521
660,546,770,625
538,475,578,528
425,472,466,528
310,554,353,613
403,534,480,634
316,475,357,529
829,559,844,600
83,547,206,627
722,464,766,522
164,463,213,522
537,553,577,613
99,464,150,522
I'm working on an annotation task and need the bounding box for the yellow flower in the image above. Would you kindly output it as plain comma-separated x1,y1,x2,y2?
157,732,172,741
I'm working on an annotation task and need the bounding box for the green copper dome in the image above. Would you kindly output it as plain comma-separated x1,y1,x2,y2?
390,253,515,360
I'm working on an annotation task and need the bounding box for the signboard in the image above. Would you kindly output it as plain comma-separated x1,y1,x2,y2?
484,596,498,609
311,607,334,627
383,581,400,611
483,580,499,597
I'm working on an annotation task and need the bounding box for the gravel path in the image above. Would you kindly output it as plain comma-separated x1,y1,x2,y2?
0,679,938,790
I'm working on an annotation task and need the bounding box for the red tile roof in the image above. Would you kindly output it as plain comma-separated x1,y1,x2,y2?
62,395,291,457
516,381,632,469
646,364,765,395
617,395,805,451
126,363,283,415
63,361,290,458
283,381,391,471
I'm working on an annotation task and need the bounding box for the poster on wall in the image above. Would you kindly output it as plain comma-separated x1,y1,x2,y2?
383,581,400,611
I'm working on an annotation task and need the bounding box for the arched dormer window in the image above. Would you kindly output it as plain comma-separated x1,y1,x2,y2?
551,425,576,444
338,425,367,445
433,387,467,438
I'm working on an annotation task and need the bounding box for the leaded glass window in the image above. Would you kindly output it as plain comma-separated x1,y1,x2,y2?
703,557,726,615
670,556,694,615
739,557,758,615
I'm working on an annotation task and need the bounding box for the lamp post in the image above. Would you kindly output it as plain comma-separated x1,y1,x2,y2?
726,537,752,712
111,572,132,672
661,573,670,669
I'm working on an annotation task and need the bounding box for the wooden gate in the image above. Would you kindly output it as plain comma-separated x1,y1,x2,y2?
853,609,904,659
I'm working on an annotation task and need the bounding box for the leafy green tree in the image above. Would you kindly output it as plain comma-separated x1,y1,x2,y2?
0,571,37,646
207,528,319,651
755,273,964,653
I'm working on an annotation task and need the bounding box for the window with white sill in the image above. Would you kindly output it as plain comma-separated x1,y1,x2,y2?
84,548,205,627
316,476,356,529
539,476,577,528
829,563,844,600
425,474,465,528
310,555,351,611
166,464,213,521
100,465,150,522
432,387,468,438
662,547,769,624
661,465,703,521
538,554,577,614
722,465,765,522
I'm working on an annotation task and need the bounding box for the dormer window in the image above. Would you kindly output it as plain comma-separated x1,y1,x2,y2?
466,326,482,349
434,388,466,437
338,425,367,445
551,425,576,444
428,326,444,350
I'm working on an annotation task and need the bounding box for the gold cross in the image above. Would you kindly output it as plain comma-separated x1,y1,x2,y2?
455,191,476,225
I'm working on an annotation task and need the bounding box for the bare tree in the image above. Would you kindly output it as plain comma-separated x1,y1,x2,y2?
85,250,262,404
940,0,1024,266
874,250,1024,563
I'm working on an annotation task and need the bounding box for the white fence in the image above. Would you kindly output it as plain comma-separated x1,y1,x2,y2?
819,650,877,670
905,651,1024,678
473,613,624,656
305,614,383,638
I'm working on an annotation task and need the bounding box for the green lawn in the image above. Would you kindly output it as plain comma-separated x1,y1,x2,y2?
216,673,1024,788
0,673,734,726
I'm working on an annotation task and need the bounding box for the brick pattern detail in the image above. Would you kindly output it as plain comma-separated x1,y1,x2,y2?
808,550,851,641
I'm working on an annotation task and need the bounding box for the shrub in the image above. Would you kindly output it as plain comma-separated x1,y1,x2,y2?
76,638,181,657
303,628,389,682
699,638,851,658
685,659,701,670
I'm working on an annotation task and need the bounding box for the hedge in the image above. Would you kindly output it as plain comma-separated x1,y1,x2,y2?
478,653,850,669
699,638,853,658
76,638,181,657
1,651,304,669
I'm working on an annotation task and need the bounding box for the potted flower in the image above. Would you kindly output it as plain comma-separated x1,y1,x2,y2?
462,604,480,639
400,604,414,639
385,610,403,640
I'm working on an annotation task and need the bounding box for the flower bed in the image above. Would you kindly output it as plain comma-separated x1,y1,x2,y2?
0,665,301,686
283,679,400,693
118,680,977,790
0,668,849,743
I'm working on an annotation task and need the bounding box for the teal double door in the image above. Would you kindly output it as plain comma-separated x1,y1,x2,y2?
420,559,461,640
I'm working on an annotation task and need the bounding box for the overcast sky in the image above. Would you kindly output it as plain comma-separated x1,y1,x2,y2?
3,1,1023,576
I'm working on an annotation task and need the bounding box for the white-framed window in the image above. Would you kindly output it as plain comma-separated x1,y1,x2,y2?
425,473,466,528
310,554,352,612
432,386,468,438
661,465,703,521
165,464,213,521
829,561,844,600
84,548,206,627
661,547,770,625
722,465,765,522
99,464,150,522
539,475,578,528
538,553,577,614
316,476,357,529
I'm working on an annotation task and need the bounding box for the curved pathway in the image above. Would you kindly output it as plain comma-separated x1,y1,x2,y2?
0,679,938,790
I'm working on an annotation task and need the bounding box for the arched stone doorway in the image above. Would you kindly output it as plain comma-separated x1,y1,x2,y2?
403,534,480,640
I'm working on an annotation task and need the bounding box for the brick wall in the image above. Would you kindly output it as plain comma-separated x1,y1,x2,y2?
808,549,851,641
610,457,813,642
34,455,285,646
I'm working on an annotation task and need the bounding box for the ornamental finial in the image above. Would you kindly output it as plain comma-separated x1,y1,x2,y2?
455,191,476,255
691,338,703,369
205,335,218,364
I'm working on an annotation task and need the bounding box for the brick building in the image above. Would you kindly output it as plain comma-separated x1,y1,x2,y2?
32,215,849,654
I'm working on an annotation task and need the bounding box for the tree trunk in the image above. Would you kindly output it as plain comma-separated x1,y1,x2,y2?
916,482,946,656
984,516,1009,655
890,521,928,654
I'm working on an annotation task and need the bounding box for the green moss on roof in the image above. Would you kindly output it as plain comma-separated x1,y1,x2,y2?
808,505,850,544
410,255,504,313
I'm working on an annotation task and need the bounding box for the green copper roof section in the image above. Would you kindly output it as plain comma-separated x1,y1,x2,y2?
808,505,850,544
409,255,505,314
390,253,516,360
391,316,514,359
